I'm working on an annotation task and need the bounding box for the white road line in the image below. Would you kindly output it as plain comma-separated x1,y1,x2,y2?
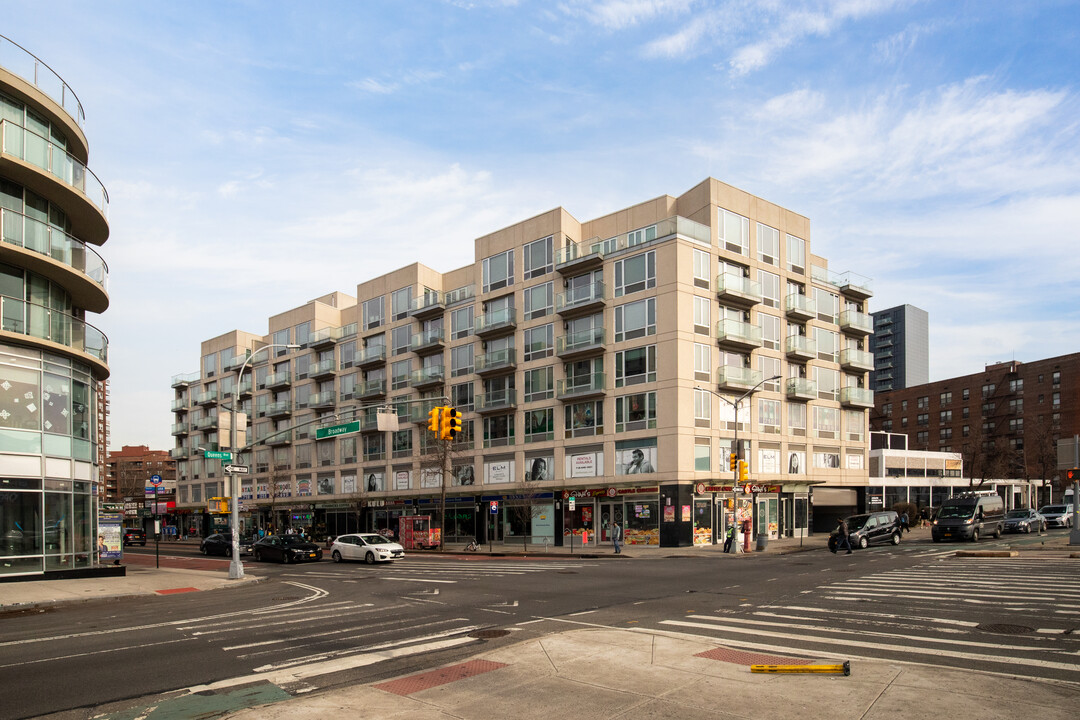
380,577,457,584
758,605,980,627
236,618,475,660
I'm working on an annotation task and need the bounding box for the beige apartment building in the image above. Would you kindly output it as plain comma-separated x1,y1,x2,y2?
170,178,874,546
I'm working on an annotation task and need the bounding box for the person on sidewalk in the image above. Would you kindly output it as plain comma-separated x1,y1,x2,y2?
900,511,910,534
837,517,852,554
723,524,736,553
611,521,623,554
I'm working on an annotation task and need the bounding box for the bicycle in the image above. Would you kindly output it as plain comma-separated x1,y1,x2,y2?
464,540,479,552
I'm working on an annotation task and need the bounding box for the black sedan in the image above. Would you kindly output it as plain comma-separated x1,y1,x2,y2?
199,533,253,557
251,534,323,563
123,528,146,546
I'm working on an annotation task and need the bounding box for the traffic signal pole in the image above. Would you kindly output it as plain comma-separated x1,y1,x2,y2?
1070,436,1080,546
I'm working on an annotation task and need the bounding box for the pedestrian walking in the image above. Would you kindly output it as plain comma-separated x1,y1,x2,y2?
836,517,852,554
900,511,910,534
611,521,623,554
723,524,736,553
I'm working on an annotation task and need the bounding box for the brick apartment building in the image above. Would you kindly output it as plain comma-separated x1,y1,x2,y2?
870,352,1080,506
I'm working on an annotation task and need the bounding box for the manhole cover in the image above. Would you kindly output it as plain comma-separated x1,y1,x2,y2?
977,623,1033,635
469,629,510,639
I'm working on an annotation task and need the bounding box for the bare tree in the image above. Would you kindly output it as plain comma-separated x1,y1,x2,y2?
507,468,545,552
1024,413,1059,505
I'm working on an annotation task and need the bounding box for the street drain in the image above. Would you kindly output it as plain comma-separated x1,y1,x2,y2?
977,623,1033,635
470,629,510,639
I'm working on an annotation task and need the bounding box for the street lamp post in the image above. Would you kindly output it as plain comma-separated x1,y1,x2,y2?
227,341,299,579
696,375,781,546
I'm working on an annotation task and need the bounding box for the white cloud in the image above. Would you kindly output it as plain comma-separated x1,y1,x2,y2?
560,0,699,30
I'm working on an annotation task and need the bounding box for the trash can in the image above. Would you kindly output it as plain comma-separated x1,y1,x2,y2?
755,533,769,551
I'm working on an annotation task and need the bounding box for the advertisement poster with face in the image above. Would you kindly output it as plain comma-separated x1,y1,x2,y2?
814,452,840,469
485,460,514,485
787,450,806,475
524,456,553,483
420,468,442,488
616,445,657,474
366,472,384,492
317,476,335,495
394,470,411,490
452,464,475,486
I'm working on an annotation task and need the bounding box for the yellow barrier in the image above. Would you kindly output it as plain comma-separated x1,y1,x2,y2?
750,661,850,676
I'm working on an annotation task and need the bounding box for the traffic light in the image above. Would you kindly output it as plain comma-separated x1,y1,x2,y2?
442,407,462,441
427,406,443,433
738,460,749,484
1068,468,1080,483
729,452,738,471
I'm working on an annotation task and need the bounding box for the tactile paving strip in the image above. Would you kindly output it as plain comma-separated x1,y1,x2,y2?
695,647,810,666
373,659,509,696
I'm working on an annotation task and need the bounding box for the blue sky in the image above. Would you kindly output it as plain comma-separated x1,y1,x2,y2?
4,0,1079,451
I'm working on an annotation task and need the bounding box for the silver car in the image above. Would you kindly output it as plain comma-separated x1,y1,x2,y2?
331,533,405,564
1038,504,1074,529
1002,508,1044,534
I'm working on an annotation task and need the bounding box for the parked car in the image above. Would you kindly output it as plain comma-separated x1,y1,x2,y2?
123,527,146,546
200,533,253,557
331,533,405,564
829,510,901,551
1038,504,1074,529
1003,508,1045,534
932,492,1005,542
251,534,323,563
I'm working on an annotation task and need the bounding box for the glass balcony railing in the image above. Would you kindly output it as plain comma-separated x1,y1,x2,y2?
785,293,815,318
357,379,386,397
716,319,762,348
171,371,199,388
476,347,516,373
556,326,605,355
410,292,445,315
785,377,817,400
840,386,875,407
310,359,336,377
556,281,607,313
0,34,86,128
411,328,445,351
557,372,605,398
310,391,336,408
839,310,873,335
785,335,817,358
475,308,516,335
356,345,386,365
1,209,108,291
170,398,187,411
309,326,342,347
266,371,292,387
476,389,517,412
716,274,761,304
840,347,874,371
0,120,108,216
410,365,445,387
561,217,712,267
716,366,762,390
0,294,107,364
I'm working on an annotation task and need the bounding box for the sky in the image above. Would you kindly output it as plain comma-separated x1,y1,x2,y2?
3,0,1078,452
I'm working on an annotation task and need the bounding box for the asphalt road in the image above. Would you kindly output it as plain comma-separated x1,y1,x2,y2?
4,533,1078,719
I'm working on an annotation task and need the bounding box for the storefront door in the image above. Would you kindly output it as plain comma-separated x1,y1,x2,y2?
599,502,623,542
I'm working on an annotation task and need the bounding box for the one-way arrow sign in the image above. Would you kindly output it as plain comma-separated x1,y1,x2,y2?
224,464,250,474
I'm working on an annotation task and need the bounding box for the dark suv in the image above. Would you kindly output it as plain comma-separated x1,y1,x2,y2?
831,511,901,551
123,527,146,546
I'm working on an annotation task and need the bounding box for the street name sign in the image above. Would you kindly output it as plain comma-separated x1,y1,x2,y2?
315,421,360,440
224,464,250,474
204,450,233,460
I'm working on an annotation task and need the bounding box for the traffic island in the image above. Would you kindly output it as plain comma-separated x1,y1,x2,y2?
954,550,1018,558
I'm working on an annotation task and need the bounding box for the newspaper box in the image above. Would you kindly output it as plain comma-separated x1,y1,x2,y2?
398,515,442,550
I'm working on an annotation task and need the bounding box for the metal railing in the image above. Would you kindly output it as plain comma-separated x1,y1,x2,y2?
0,294,107,363
0,34,85,128
0,120,108,216
1,209,108,290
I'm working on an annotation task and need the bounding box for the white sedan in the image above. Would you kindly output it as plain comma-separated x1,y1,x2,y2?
331,533,405,564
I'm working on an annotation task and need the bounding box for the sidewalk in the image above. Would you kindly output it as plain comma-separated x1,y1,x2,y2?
213,626,1079,720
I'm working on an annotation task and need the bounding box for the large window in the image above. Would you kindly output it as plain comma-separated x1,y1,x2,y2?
391,286,412,321
391,325,411,356
295,321,311,348
524,324,553,361
524,407,555,443
391,359,410,390
523,282,553,320
758,312,781,350
614,298,656,342
362,296,384,330
786,234,805,273
524,366,554,402
614,251,656,297
483,249,514,293
565,400,603,438
616,391,657,432
758,270,780,309
694,388,711,424
272,328,290,356
451,381,474,410
813,287,839,323
813,366,839,400
483,413,514,447
693,296,711,334
814,327,838,361
719,208,749,255
693,248,710,289
813,406,840,439
757,223,779,265
451,305,473,339
451,344,474,377
523,236,553,279
615,345,656,387
694,343,711,381
758,398,780,434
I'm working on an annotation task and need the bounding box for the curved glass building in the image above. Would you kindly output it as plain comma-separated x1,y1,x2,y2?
0,35,110,578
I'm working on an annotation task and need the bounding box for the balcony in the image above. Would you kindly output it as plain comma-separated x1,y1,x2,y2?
716,319,762,351
840,347,875,372
309,326,341,349
410,365,445,389
476,347,516,376
715,274,761,307
193,416,217,431
785,377,817,402
355,345,386,369
475,308,517,338
171,422,189,436
837,272,873,300
476,389,517,413
556,241,604,274
358,411,380,433
236,380,253,398
556,326,605,359
785,293,816,322
310,359,336,379
222,353,249,373
266,431,292,447
839,310,873,336
410,328,446,355
409,399,444,424
267,400,292,418
557,372,605,400
784,335,817,362
169,447,191,460
266,371,292,389
194,390,218,407
310,391,336,409
171,371,199,388
715,366,763,392
170,398,188,412
410,292,446,319
556,281,607,317
357,379,386,399
840,386,875,409
0,120,109,242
